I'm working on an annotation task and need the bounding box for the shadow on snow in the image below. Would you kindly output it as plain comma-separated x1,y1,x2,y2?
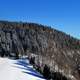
13,58,45,79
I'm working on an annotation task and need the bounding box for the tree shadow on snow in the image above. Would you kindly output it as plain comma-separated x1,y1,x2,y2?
14,60,30,67
23,71,45,79
13,59,45,79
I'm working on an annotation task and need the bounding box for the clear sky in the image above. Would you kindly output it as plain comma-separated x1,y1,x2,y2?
0,0,80,39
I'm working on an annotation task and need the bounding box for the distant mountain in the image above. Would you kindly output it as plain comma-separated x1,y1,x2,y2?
0,20,80,80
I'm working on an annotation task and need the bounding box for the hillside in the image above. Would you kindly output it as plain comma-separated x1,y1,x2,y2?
0,21,80,80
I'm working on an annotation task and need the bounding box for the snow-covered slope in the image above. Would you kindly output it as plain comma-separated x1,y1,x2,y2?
0,57,45,80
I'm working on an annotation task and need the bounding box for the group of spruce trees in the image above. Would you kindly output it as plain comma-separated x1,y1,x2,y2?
0,47,19,59
29,56,68,80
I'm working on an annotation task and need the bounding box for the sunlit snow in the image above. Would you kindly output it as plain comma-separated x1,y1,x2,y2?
0,57,45,80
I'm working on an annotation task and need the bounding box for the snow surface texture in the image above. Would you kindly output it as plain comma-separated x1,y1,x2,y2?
0,57,46,80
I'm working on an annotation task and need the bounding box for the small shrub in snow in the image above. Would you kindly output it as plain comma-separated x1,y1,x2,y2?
43,64,51,79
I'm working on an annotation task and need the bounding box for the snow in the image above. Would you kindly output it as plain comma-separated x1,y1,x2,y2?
0,57,46,80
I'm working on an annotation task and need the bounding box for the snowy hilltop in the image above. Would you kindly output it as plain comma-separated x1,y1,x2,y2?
0,21,80,80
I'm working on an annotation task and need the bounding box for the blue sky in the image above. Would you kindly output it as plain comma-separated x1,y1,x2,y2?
0,0,80,39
